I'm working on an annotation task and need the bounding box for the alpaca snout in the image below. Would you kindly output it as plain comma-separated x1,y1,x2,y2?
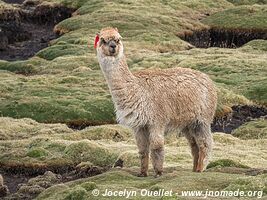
109,41,117,54
109,47,116,54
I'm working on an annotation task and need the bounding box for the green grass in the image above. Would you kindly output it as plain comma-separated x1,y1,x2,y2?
0,117,266,199
232,119,267,139
202,5,267,30
1,1,267,199
0,0,266,124
207,159,249,169
36,169,267,200
226,0,267,5
0,117,266,175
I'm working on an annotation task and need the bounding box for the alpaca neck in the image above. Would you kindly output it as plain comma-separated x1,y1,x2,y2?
98,54,136,99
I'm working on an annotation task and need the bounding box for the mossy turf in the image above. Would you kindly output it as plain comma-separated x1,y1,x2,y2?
0,0,266,124
232,119,267,139
207,159,250,169
202,5,267,30
36,169,267,200
1,1,267,198
0,118,265,199
0,117,266,179
1,45,266,123
0,118,137,170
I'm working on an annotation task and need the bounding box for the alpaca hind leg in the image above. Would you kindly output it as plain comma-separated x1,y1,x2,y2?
135,127,150,177
191,122,213,172
149,127,165,177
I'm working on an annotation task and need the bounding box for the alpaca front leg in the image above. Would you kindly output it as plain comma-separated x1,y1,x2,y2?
135,128,150,177
149,129,165,177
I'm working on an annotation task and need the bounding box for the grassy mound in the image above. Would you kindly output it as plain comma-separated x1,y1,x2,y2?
0,0,266,124
0,118,129,172
226,0,267,6
36,169,267,200
0,117,73,140
64,124,132,142
0,117,266,199
207,159,249,169
202,5,267,30
241,39,267,52
0,117,266,174
232,119,267,139
1,0,267,199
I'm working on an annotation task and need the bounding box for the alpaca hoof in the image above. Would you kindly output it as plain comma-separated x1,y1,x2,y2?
195,168,203,173
154,172,162,178
137,172,148,177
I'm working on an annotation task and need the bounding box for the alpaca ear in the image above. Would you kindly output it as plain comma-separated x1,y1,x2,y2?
94,33,100,49
115,27,118,32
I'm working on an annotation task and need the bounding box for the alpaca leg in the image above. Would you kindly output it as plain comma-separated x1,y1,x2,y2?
149,127,164,177
184,133,199,172
135,128,150,177
193,123,213,172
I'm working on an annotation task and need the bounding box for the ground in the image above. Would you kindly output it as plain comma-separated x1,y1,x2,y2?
0,0,266,199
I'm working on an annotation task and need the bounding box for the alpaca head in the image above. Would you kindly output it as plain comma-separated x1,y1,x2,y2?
95,27,123,58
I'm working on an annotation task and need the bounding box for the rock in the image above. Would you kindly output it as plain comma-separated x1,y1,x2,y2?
0,185,9,197
0,30,8,50
0,174,9,197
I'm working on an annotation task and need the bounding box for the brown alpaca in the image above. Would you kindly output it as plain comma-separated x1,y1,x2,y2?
95,27,217,177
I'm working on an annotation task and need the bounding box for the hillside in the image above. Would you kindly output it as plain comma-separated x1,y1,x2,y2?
0,0,266,199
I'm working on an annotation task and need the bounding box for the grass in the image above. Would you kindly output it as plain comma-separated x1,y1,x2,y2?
0,0,21,21
0,1,267,199
232,119,267,139
226,0,267,5
1,45,266,124
0,118,266,199
0,117,266,175
206,159,250,169
36,169,267,200
202,5,267,30
0,0,266,124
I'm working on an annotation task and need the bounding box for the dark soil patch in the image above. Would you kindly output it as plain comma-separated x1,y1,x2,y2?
66,120,116,130
0,164,108,199
1,173,32,193
0,2,74,61
0,23,57,61
212,105,267,133
179,28,267,48
2,0,25,4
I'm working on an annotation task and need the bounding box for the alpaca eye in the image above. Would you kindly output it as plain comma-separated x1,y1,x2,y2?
115,39,120,43
101,38,106,44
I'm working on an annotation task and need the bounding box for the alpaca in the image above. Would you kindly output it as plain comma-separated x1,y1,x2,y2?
95,27,217,177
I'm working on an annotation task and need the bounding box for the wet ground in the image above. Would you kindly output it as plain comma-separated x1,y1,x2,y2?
179,28,267,48
0,0,74,61
0,23,57,61
212,105,267,133
0,165,106,199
